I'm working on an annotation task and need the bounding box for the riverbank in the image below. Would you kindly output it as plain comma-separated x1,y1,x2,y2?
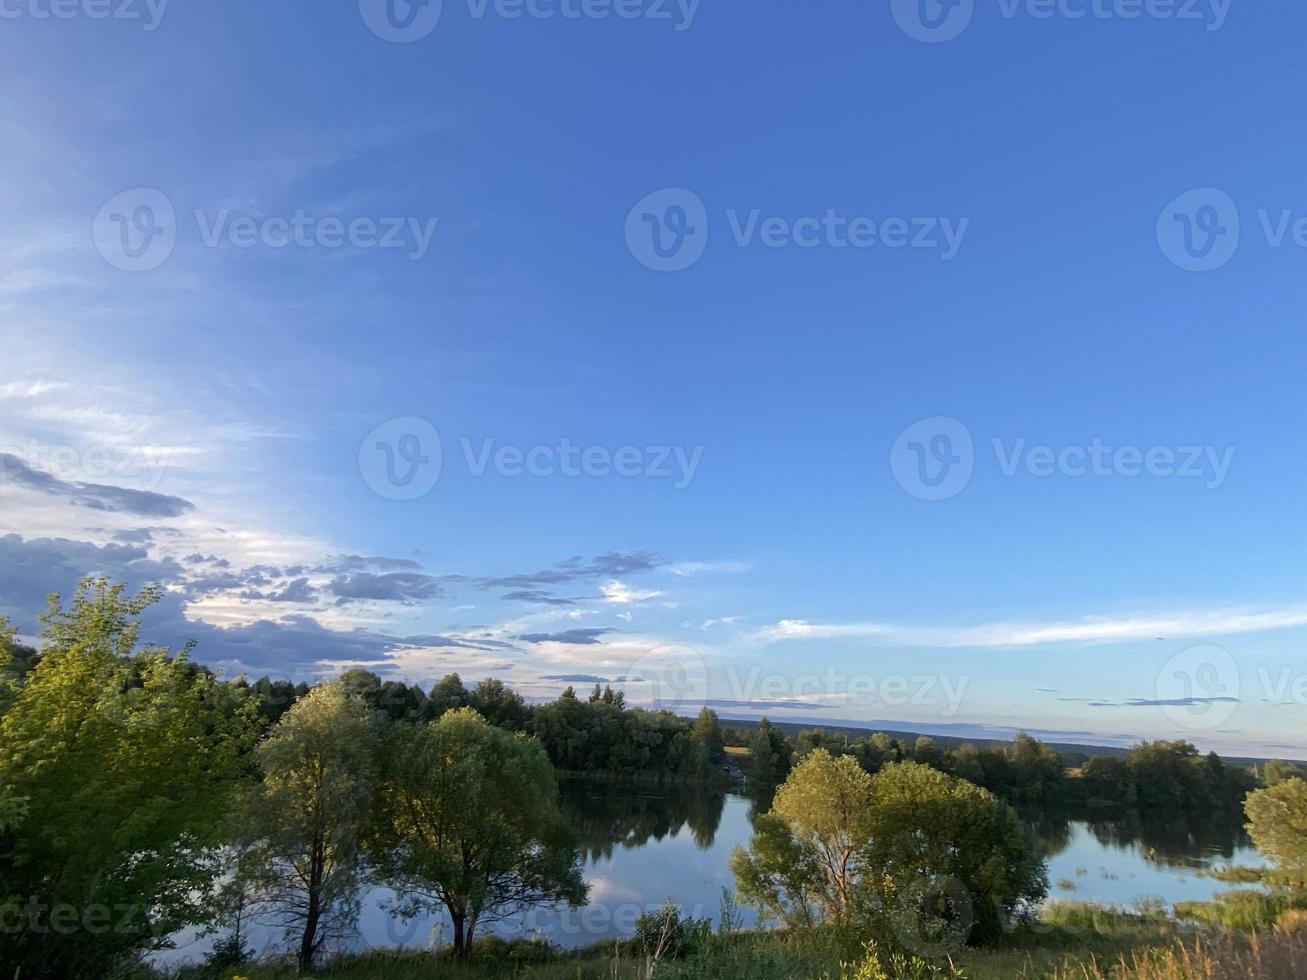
166,901,1307,979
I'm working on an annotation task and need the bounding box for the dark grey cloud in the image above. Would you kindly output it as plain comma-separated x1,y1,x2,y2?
696,698,832,711
327,571,445,605
477,552,666,590
1122,696,1242,708
185,573,249,596
501,590,577,606
400,633,518,652
242,577,317,604
272,577,315,603
1069,695,1243,709
541,674,612,684
318,554,424,573
0,453,194,518
516,628,617,646
0,533,185,630
112,528,156,544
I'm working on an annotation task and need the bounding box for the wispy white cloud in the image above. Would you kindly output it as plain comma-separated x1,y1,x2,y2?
601,580,664,605
757,605,1307,648
668,559,752,577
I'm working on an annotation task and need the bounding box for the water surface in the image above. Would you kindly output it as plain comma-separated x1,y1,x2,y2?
163,782,1264,964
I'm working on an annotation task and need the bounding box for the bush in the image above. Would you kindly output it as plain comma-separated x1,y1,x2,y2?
839,939,966,980
635,900,710,959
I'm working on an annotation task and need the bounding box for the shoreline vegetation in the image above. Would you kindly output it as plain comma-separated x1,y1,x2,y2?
180,900,1307,979
3,578,1307,979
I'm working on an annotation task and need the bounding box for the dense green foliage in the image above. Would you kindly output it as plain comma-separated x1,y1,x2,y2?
1081,741,1256,815
732,751,1047,954
0,581,256,978
242,681,382,969
0,581,592,977
761,723,1256,817
369,708,587,957
1245,777,1307,888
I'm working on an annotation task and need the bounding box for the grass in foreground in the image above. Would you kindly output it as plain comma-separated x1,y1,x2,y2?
179,902,1307,980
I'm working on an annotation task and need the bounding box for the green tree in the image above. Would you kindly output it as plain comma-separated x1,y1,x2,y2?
369,708,587,957
1263,759,1307,787
0,579,254,978
733,750,874,926
1008,732,1063,804
470,676,531,730
693,707,725,763
244,679,380,971
749,718,792,787
732,754,1045,952
425,672,470,719
861,762,1047,948
1245,777,1307,888
730,812,823,928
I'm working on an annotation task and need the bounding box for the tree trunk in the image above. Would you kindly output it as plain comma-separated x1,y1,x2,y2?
466,910,479,951
299,835,325,972
451,908,467,958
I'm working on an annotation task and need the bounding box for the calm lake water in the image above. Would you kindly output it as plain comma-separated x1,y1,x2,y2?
162,781,1264,965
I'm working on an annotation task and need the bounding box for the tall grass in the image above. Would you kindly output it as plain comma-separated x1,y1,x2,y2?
1041,928,1307,979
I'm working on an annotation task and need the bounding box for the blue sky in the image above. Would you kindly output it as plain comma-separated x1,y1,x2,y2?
2,0,1306,756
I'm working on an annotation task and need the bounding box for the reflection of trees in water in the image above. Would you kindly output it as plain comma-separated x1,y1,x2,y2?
1024,807,1074,860
559,780,727,862
1029,805,1252,871
744,784,775,824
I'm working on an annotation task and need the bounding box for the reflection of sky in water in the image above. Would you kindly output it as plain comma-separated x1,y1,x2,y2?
350,794,762,952
158,796,1267,966
1044,822,1266,909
